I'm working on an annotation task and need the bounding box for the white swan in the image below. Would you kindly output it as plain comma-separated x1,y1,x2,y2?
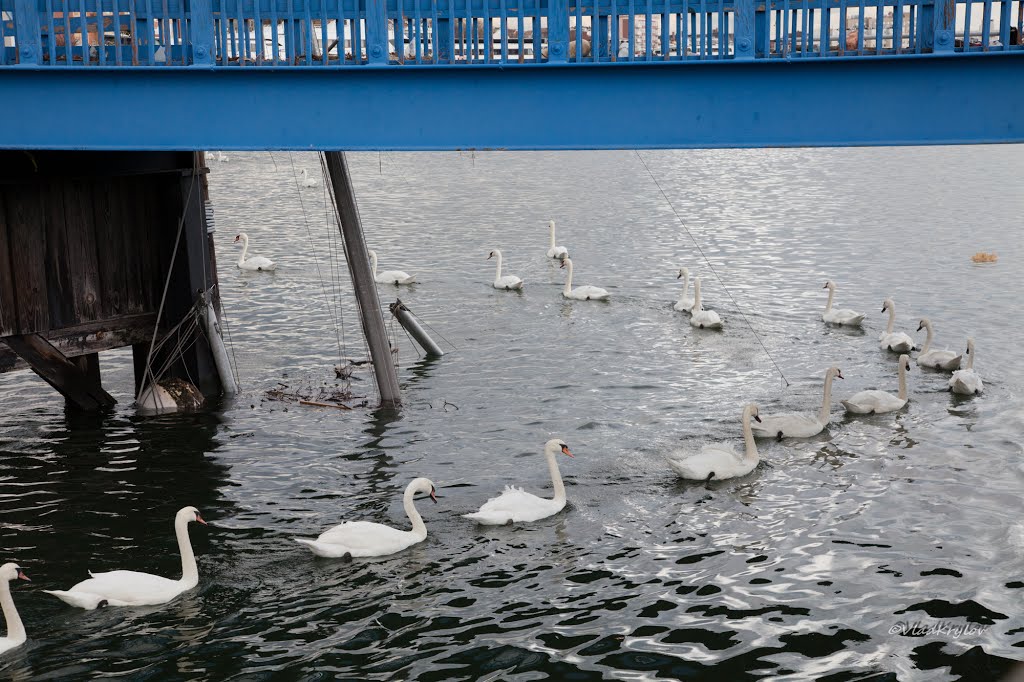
560,258,609,300
234,233,277,271
821,281,864,326
44,507,207,610
689,278,722,329
666,404,762,482
299,168,319,188
0,563,29,655
214,151,229,163
369,250,416,285
487,250,524,290
752,366,843,440
673,268,695,313
464,439,573,524
879,298,914,352
546,220,569,260
295,478,437,557
842,354,911,414
916,318,962,371
949,338,983,395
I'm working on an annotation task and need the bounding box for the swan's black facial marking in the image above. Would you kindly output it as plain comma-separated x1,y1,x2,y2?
917,322,924,332
560,443,574,458
881,305,887,313
836,370,845,380
15,567,29,581
194,511,207,525
753,414,762,423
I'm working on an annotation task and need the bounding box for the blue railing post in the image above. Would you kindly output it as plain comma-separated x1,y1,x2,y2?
734,0,755,59
13,0,42,65
189,0,217,65
547,0,569,62
932,0,955,52
365,0,389,63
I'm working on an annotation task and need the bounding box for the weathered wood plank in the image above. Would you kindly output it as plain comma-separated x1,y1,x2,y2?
62,178,102,322
4,332,116,410
118,176,149,315
0,192,17,336
0,312,156,373
92,176,129,318
5,186,49,334
42,180,75,329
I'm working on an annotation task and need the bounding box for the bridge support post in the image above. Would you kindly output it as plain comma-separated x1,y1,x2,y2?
5,334,115,411
734,0,755,59
323,152,402,409
547,0,569,62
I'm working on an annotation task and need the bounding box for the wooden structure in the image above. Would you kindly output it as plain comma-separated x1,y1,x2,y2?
0,151,223,410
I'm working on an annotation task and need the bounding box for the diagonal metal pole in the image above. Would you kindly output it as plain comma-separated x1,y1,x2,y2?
323,151,401,408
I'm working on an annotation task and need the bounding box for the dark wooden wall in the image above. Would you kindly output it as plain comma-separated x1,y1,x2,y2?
0,153,191,337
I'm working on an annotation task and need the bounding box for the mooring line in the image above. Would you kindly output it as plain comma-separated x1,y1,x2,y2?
287,152,345,364
634,151,790,387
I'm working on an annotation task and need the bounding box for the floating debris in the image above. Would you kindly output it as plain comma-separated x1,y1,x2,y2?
971,251,998,263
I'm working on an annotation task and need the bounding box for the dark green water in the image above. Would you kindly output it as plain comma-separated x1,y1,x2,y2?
1,148,1022,680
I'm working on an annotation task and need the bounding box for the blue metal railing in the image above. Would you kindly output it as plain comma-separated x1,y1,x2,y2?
1,0,1021,65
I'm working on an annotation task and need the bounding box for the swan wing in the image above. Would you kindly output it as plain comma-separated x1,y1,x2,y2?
674,297,695,313
919,350,962,370
949,369,983,394
842,390,905,414
241,257,276,271
667,444,751,480
880,332,913,351
377,270,415,285
300,520,421,557
547,246,569,259
823,308,864,325
464,486,563,524
571,285,609,300
494,275,524,290
690,309,722,329
46,570,184,608
751,414,824,438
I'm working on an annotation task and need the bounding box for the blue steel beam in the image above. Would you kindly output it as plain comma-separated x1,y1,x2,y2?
1,54,1022,151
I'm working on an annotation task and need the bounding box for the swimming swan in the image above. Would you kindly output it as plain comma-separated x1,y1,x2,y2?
0,564,29,655
752,366,843,440
916,318,962,371
841,354,911,414
295,478,437,557
487,250,524,290
44,507,207,610
234,233,277,271
546,220,569,260
560,258,609,300
369,250,416,285
949,338,983,395
464,439,574,525
674,268,695,313
299,168,319,188
666,404,761,481
689,278,722,329
879,298,914,352
821,281,864,326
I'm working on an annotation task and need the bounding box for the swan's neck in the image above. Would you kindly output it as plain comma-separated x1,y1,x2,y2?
493,252,503,280
741,411,759,462
885,305,896,333
818,373,835,424
563,261,574,295
0,581,25,644
549,224,556,248
693,280,702,310
966,347,975,370
897,363,908,400
237,236,249,266
176,518,199,588
546,451,566,504
679,272,690,301
921,324,934,354
824,287,835,312
403,487,427,539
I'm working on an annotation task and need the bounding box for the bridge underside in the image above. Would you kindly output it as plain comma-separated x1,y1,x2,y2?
2,54,1023,151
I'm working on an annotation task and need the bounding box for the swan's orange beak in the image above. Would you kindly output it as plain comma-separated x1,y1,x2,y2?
561,445,574,458
429,488,438,504
16,569,29,581
195,513,208,525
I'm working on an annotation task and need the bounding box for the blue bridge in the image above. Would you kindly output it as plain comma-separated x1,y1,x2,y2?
1,0,1023,149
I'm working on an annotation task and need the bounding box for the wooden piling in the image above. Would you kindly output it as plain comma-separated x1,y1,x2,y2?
323,151,402,409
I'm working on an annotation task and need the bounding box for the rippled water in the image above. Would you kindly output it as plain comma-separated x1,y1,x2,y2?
1,148,1023,680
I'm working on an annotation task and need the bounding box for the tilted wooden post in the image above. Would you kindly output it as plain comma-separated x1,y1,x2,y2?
323,152,401,408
